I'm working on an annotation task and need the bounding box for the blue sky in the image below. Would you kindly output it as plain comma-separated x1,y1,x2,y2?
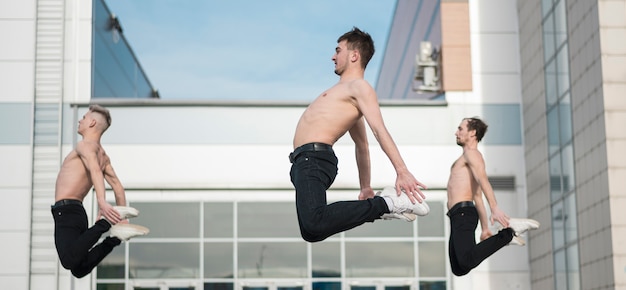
105,0,397,100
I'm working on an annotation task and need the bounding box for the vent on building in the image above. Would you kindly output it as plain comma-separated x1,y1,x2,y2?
488,176,515,190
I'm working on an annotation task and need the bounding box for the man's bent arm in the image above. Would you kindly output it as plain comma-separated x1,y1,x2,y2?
76,143,121,223
104,163,127,207
349,118,373,200
465,150,509,226
352,80,426,202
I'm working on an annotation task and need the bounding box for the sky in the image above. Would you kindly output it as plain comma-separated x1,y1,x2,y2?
105,0,397,101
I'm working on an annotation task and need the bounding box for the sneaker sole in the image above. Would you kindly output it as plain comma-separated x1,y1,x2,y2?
509,218,540,235
111,224,150,241
113,206,139,219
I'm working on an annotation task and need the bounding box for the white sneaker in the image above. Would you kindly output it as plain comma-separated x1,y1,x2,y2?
380,212,418,222
507,218,540,236
110,224,150,241
378,186,430,216
113,206,139,219
508,235,526,246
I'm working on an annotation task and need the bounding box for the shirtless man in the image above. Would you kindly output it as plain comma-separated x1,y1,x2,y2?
52,104,148,278
446,117,539,276
289,27,429,243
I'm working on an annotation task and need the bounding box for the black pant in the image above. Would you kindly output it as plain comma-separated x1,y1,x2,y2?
289,146,389,242
51,202,120,278
447,203,513,276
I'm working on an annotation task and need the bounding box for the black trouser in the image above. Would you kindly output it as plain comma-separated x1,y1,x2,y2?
289,143,389,242
447,202,513,276
51,201,120,278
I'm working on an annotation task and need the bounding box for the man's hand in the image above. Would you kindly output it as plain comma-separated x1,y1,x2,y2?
98,202,122,224
480,229,493,241
358,187,375,200
489,206,510,228
395,171,427,203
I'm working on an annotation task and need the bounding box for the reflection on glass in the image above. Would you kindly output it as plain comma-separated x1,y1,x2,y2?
541,0,554,18
554,0,568,47
97,283,124,290
545,60,558,107
238,242,307,278
561,145,575,194
129,243,199,279
98,244,125,279
238,202,300,238
278,287,303,290
567,244,581,290
131,202,200,238
346,242,413,277
419,281,446,290
346,216,413,237
313,282,341,290
386,286,410,290
312,242,341,277
418,201,444,237
556,45,570,97
542,12,556,62
204,283,234,290
418,242,446,277
204,242,233,278
552,200,565,249
564,194,578,244
351,286,375,290
547,106,560,155
558,95,572,146
549,153,563,201
554,249,567,290
204,202,233,238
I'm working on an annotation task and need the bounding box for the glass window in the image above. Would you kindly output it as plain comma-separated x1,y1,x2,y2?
545,60,558,107
543,13,556,61
312,282,341,290
558,94,573,146
418,242,446,277
547,107,560,156
238,242,307,278
204,283,234,290
97,284,124,290
345,242,414,277
131,202,200,238
204,242,234,278
345,218,413,237
238,202,300,238
556,45,571,98
204,202,233,238
564,194,578,243
419,281,446,290
549,153,563,201
129,242,200,279
312,242,341,278
418,201,444,237
554,249,567,290
561,144,576,193
552,201,565,249
97,244,125,279
554,0,568,48
567,244,581,290
542,0,555,18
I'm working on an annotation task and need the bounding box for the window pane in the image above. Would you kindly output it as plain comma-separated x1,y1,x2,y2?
312,242,341,277
346,217,413,237
547,106,560,156
564,194,578,243
541,0,554,18
419,281,446,290
549,153,563,201
204,202,233,238
129,243,200,278
556,45,570,97
418,201,444,237
204,283,234,290
418,242,446,277
567,244,581,290
552,201,565,249
204,242,233,278
385,286,410,290
238,202,300,238
131,202,200,238
97,284,125,290
558,94,573,145
346,242,414,277
561,144,575,192
545,60,558,107
543,13,556,61
554,0,568,48
554,249,567,290
312,282,341,290
97,244,125,278
238,242,307,278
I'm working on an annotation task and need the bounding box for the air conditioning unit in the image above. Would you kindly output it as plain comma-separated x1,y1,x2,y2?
414,41,441,93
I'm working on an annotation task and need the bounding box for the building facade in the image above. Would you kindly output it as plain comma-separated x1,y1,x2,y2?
0,0,624,289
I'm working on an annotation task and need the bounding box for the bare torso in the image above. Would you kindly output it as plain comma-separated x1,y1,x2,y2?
446,154,478,209
54,142,110,202
293,81,362,148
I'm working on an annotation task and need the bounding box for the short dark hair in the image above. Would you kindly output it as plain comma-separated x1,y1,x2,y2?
337,27,375,69
464,117,488,142
89,104,111,131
